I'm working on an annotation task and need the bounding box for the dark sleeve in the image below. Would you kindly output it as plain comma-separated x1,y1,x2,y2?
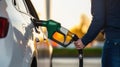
81,0,105,46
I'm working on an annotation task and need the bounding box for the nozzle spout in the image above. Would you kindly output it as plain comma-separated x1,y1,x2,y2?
32,18,48,27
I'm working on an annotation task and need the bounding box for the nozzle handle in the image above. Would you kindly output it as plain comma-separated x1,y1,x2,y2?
73,34,79,41
72,34,83,67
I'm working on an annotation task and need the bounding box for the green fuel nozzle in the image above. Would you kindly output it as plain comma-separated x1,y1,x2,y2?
32,19,83,67
33,19,61,39
33,19,79,47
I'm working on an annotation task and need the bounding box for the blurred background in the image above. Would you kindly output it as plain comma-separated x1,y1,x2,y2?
33,0,105,67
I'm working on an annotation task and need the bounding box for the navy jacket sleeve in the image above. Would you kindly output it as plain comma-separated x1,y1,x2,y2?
81,0,105,45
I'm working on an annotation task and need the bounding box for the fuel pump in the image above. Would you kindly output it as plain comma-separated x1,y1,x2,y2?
33,19,83,67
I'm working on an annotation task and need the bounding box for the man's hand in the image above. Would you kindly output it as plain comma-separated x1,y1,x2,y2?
74,39,85,49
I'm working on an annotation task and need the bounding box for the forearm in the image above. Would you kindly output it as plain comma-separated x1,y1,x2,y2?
81,0,105,46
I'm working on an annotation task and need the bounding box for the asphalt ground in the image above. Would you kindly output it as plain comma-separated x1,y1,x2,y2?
52,57,101,67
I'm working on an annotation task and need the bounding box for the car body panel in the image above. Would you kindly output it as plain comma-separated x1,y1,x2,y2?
0,0,52,67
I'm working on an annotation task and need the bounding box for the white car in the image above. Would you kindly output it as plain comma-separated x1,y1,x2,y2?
0,0,53,67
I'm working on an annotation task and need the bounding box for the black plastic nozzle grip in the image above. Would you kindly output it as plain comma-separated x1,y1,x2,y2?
73,34,79,41
72,34,83,67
